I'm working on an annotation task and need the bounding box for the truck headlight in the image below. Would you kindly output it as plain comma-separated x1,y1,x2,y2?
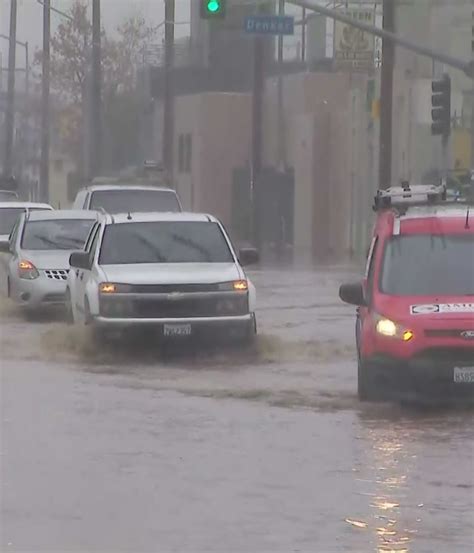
217,280,248,291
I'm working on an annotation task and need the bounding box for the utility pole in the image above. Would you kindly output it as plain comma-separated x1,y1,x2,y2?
40,0,50,202
471,2,474,168
163,0,175,186
301,7,306,62
3,0,17,178
277,0,285,171
379,0,395,189
91,0,102,178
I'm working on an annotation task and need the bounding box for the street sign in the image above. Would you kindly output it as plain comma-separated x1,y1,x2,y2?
334,7,375,72
244,15,294,36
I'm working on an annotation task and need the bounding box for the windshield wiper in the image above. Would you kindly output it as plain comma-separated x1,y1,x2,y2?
27,235,61,249
170,233,212,261
132,233,166,262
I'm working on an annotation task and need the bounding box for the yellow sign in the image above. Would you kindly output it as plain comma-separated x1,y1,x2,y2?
452,128,471,174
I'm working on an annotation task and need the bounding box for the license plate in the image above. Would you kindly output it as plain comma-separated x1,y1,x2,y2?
454,367,474,383
163,324,192,337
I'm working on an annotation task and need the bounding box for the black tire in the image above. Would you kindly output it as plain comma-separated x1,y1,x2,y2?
84,297,93,326
242,313,257,345
358,359,379,401
65,289,74,324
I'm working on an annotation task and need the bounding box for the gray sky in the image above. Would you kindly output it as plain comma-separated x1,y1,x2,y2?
1,0,191,68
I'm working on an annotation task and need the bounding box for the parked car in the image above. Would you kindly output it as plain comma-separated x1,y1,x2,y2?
0,190,19,201
2,210,98,311
0,201,53,250
72,182,182,213
67,212,259,342
339,183,474,401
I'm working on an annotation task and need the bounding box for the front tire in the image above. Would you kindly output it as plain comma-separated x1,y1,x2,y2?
65,289,74,324
358,359,379,401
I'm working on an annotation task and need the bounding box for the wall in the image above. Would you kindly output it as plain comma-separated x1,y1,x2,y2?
173,92,252,227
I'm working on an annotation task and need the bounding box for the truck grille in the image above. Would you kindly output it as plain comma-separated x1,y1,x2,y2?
128,283,222,293
100,294,249,319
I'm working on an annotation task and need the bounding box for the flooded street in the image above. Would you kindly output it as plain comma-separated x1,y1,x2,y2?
1,265,473,552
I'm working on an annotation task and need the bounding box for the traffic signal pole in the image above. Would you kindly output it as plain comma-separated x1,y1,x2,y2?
3,0,17,179
40,0,50,202
90,0,102,179
251,33,264,250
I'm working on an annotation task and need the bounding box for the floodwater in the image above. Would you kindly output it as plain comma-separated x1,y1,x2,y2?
1,263,473,552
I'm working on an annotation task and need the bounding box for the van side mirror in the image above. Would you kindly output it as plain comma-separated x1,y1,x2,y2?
239,247,259,266
339,282,366,307
69,251,91,270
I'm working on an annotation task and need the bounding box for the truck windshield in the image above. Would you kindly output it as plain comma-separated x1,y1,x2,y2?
380,234,474,296
99,221,234,264
89,189,181,213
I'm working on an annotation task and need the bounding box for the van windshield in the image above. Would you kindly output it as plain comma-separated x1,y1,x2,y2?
89,189,180,214
380,234,474,296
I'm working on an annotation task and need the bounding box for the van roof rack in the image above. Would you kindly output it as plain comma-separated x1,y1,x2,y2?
373,183,447,211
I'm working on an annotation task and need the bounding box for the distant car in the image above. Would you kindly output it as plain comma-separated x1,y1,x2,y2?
72,183,182,213
67,212,259,342
2,210,98,311
339,183,474,401
0,190,19,201
0,201,53,250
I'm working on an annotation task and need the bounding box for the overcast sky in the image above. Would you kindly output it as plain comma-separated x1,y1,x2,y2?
1,0,192,67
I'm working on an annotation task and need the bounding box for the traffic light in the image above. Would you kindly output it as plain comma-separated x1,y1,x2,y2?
200,0,226,19
431,74,451,137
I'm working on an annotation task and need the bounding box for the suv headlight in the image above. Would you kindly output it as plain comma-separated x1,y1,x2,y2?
374,314,414,342
18,260,39,280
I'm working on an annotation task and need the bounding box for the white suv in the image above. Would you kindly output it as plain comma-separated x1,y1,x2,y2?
66,212,258,342
72,183,182,213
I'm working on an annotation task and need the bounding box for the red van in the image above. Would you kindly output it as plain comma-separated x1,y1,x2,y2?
339,183,474,401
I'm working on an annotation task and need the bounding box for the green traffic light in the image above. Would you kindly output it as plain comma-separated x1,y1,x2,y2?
207,0,220,13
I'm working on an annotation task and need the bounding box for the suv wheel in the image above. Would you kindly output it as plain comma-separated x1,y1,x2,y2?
65,289,74,324
358,359,379,401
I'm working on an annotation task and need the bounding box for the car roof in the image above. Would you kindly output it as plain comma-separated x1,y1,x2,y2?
25,209,99,222
0,201,53,209
104,211,218,224
82,184,177,193
377,205,473,236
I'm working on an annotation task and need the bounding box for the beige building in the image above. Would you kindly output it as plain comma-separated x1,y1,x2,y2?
166,69,375,263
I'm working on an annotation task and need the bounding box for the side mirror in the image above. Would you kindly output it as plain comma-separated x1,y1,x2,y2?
0,240,11,254
339,282,366,307
69,251,91,270
239,247,259,266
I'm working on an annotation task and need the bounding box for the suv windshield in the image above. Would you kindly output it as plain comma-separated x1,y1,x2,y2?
381,234,474,296
89,189,180,213
99,221,234,264
22,219,95,250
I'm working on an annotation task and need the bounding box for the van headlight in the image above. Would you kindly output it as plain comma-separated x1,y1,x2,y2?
375,314,414,341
